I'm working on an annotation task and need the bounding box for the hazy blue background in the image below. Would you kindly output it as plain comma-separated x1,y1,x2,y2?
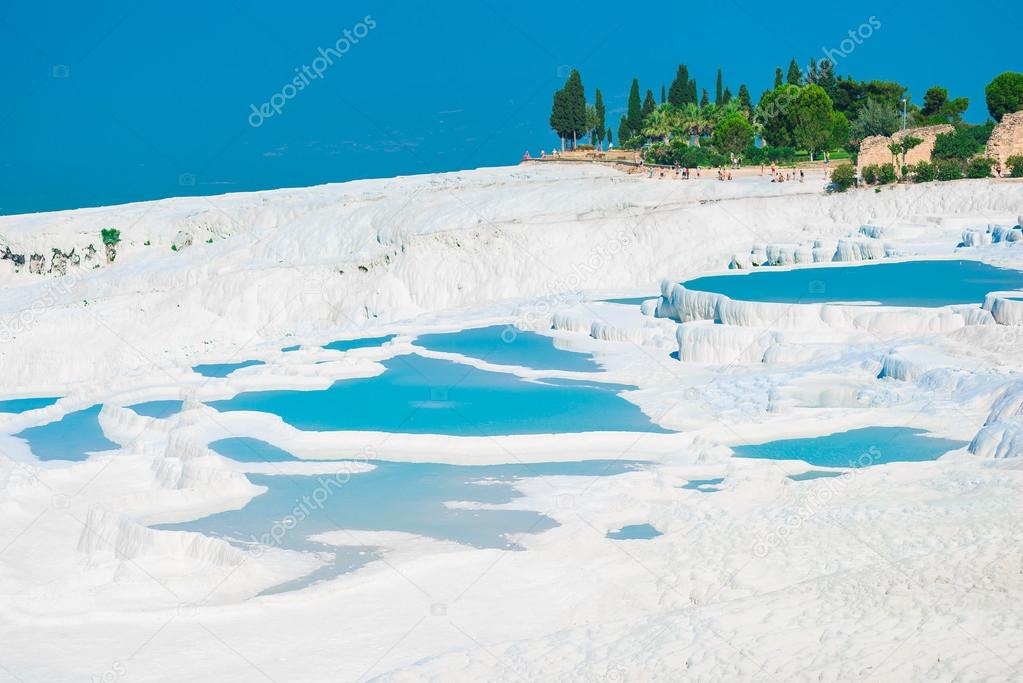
1,0,1020,215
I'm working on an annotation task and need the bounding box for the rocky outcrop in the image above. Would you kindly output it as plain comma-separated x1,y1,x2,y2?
985,110,1023,169
49,248,79,276
172,231,193,251
857,124,954,177
1,246,25,268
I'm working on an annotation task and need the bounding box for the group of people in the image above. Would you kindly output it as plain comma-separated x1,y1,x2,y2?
759,162,807,183
646,161,699,180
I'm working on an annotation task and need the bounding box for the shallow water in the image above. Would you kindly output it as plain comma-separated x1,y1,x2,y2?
0,396,60,414
160,442,646,593
683,260,1023,307
128,400,184,418
414,325,600,372
599,296,654,306
322,334,396,352
13,405,119,461
788,470,845,482
681,477,723,492
208,353,668,435
192,360,266,378
732,427,968,468
607,523,662,540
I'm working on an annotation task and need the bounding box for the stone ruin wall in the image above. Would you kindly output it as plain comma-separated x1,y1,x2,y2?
857,124,954,177
986,110,1023,168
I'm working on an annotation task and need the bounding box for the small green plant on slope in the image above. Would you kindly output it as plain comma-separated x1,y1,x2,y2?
100,228,120,246
1006,155,1023,178
829,164,857,192
966,157,996,179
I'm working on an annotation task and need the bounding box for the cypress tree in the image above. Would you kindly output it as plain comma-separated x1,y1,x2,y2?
807,58,818,84
787,58,802,86
668,65,691,107
715,68,723,106
723,86,732,104
606,127,613,145
738,84,752,113
817,59,836,97
549,88,568,150
626,78,643,137
774,68,783,88
642,89,657,118
688,79,697,105
617,115,630,146
661,85,666,104
700,88,709,108
562,69,587,148
594,88,606,147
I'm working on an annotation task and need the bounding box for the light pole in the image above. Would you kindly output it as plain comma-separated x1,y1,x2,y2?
901,98,908,130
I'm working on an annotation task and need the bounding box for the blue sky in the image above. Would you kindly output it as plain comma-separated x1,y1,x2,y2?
1,0,1020,215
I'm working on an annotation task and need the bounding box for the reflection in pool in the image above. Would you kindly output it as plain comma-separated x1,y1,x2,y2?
13,405,119,461
732,427,968,468
159,443,646,593
207,354,668,435
193,360,266,378
414,325,600,372
682,260,1023,307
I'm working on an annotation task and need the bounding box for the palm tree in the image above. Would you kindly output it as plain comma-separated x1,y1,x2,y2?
642,106,677,143
680,103,702,146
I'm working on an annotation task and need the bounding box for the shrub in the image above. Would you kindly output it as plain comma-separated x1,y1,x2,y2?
100,228,121,246
932,128,980,162
861,164,880,185
937,160,964,181
878,164,898,184
966,157,996,179
1006,155,1023,178
829,164,857,192
644,140,728,167
963,121,995,149
912,162,937,182
576,143,595,151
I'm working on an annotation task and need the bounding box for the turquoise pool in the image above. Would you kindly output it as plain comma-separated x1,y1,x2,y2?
207,353,668,435
193,360,266,378
159,443,646,592
128,400,184,418
732,427,968,468
682,260,1023,307
607,523,662,540
13,405,119,461
414,325,600,372
0,396,59,413
322,335,395,352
